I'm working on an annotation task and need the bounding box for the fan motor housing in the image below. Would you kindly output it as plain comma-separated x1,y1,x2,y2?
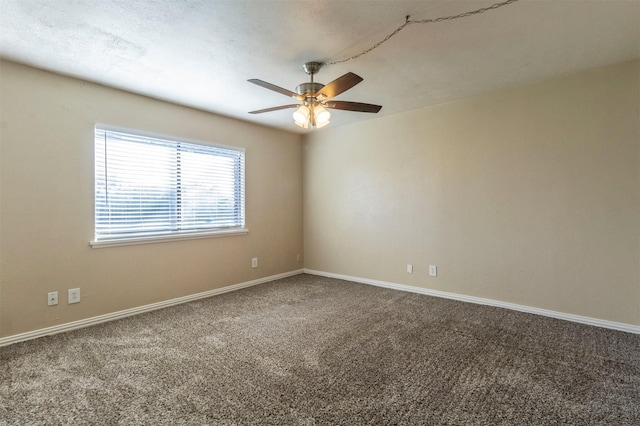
296,82,324,97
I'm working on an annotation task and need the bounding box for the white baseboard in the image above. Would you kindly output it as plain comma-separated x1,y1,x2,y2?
304,269,640,335
0,269,304,347
4,268,636,347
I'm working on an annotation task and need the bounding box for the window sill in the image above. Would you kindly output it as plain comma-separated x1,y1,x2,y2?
90,228,249,248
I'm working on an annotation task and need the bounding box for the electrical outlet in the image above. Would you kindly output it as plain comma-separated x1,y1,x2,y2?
406,264,413,274
48,291,58,306
429,265,437,277
296,254,301,263
252,257,258,268
68,288,80,304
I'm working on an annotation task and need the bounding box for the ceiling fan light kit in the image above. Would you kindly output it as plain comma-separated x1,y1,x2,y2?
248,61,382,129
293,105,330,129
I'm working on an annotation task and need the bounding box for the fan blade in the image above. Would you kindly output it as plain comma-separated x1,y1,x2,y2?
315,72,363,100
249,104,300,114
248,79,302,99
325,101,382,113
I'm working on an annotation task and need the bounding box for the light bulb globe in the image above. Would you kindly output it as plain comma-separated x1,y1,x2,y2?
314,105,331,124
292,105,310,124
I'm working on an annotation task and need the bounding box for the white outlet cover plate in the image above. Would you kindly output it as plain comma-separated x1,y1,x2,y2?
429,265,437,277
68,288,80,304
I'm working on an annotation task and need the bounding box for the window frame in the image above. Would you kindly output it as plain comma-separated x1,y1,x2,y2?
90,124,248,248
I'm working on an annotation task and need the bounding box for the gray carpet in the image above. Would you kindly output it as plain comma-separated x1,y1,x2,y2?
1,274,639,425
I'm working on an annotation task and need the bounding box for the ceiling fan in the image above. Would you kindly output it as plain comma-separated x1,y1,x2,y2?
248,62,382,128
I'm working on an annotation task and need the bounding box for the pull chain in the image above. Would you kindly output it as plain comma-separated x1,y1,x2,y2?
324,0,519,66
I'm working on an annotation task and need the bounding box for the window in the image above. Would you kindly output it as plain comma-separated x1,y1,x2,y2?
92,126,246,247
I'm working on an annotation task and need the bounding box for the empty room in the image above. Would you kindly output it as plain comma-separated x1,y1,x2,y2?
1,0,638,424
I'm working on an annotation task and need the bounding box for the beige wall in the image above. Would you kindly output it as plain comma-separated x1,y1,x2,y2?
0,60,303,337
304,60,640,326
2,59,638,339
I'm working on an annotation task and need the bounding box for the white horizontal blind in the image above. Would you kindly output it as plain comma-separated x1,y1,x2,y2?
95,127,245,241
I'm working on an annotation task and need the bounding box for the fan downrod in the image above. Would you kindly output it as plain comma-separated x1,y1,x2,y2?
297,61,325,97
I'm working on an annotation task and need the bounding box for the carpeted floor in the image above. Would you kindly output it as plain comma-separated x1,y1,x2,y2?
1,274,639,425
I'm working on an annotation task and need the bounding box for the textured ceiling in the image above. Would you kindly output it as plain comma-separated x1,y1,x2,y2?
1,0,639,133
